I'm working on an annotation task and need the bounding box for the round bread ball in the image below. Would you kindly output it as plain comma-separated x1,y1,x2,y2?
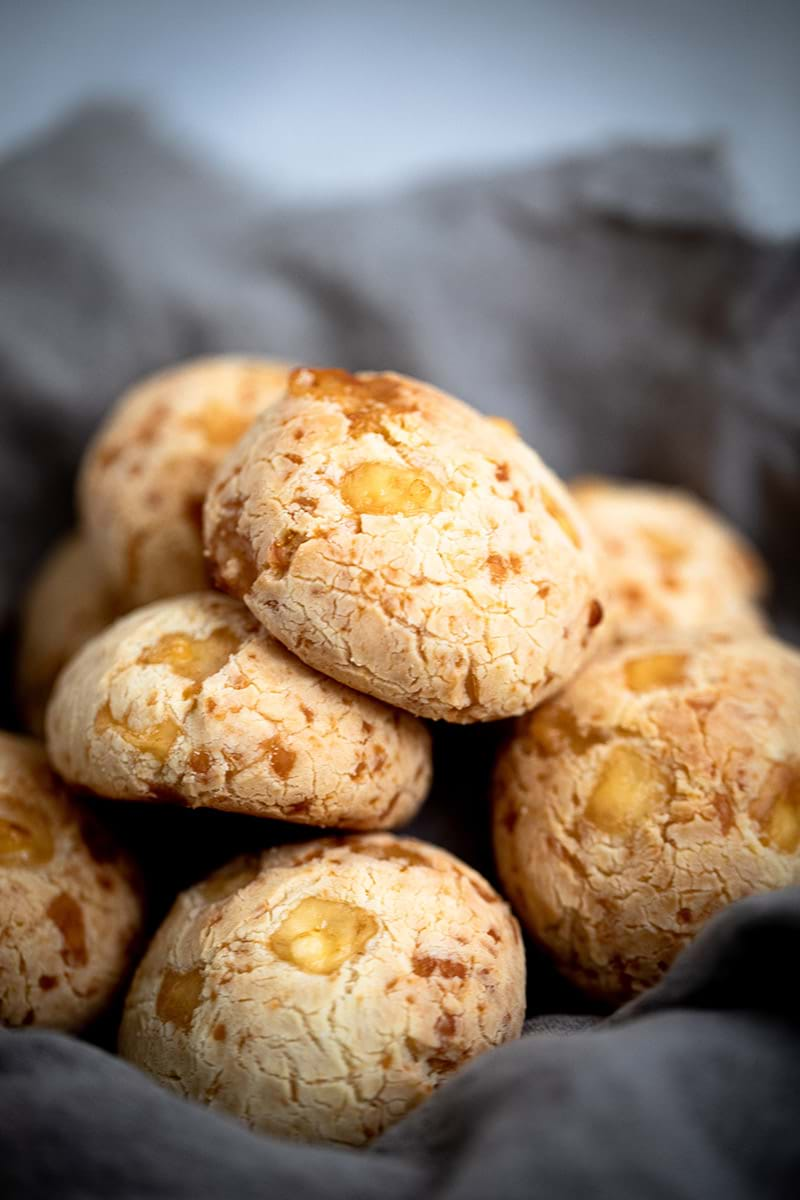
570,477,767,642
0,732,143,1030
204,367,603,723
17,533,119,735
119,833,525,1145
45,592,431,829
79,356,291,609
493,631,800,1006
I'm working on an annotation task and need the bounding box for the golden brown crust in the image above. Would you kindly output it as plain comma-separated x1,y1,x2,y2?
79,357,292,609
493,630,800,1005
16,534,119,735
0,732,144,1030
204,368,603,722
119,834,525,1145
45,592,431,829
570,477,768,642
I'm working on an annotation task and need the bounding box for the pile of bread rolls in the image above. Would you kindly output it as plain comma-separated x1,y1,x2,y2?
4,357,798,1146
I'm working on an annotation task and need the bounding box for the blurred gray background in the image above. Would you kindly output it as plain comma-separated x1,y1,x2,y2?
0,0,798,232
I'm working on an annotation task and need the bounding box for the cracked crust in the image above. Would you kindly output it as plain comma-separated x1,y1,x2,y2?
203,368,603,722
79,356,292,609
493,630,800,1006
570,477,768,643
45,593,431,829
17,533,119,736
118,833,525,1145
0,732,144,1030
